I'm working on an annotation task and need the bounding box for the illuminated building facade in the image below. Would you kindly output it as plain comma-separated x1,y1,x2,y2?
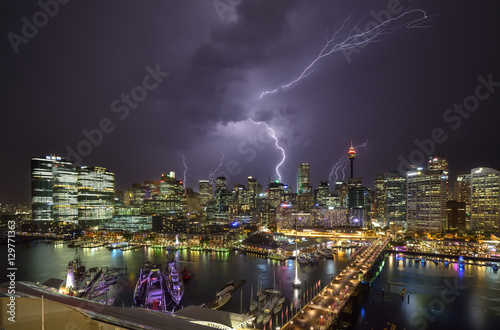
455,171,471,228
385,170,407,228
31,156,78,222
374,173,386,220
471,167,500,232
316,181,330,206
406,169,447,232
77,166,114,226
199,180,212,207
297,163,310,194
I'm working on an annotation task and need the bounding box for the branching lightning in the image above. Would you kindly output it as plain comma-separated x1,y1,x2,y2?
249,119,286,182
209,151,225,185
259,9,429,98
328,140,369,185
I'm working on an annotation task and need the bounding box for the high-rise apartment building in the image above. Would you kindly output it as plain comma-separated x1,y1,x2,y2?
471,167,500,232
407,169,447,232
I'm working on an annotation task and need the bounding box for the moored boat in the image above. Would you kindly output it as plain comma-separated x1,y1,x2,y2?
166,261,184,305
133,260,151,306
212,292,231,310
144,264,167,311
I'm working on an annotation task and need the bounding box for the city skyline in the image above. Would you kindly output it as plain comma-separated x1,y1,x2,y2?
2,1,500,204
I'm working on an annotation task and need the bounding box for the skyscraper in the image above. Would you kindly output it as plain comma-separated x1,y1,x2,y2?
429,156,450,199
31,155,78,222
247,176,259,208
406,169,447,232
297,163,310,194
215,176,227,193
77,166,114,226
317,181,330,206
385,170,407,228
447,200,466,230
199,180,212,207
374,173,386,220
455,171,471,228
471,167,500,232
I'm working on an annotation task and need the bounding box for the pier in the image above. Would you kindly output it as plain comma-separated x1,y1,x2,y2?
281,237,389,330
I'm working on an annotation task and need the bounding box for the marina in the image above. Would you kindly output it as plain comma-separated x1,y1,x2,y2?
4,239,500,329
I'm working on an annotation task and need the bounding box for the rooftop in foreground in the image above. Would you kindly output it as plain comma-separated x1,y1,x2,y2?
0,281,252,330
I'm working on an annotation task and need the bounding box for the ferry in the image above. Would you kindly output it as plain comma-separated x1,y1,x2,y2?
166,261,184,306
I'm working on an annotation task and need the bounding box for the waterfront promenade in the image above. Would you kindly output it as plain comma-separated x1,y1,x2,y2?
282,237,389,330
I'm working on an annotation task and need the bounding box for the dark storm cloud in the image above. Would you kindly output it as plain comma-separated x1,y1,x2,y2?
1,0,500,201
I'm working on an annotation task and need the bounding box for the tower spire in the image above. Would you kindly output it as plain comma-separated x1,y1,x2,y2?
348,142,356,178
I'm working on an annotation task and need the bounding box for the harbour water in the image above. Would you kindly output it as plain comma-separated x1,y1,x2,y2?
4,242,500,329
352,253,500,329
1,240,352,313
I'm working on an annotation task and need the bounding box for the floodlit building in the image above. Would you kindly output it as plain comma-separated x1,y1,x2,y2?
77,166,114,226
406,169,447,232
385,170,407,228
31,156,78,223
374,173,386,220
297,163,310,194
471,167,500,232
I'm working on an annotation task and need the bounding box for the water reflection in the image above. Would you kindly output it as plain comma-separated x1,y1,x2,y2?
7,241,354,314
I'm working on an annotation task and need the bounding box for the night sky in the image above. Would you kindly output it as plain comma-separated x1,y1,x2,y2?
2,0,500,203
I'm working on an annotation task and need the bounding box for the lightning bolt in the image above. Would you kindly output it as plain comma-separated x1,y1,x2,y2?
209,151,225,185
178,153,188,189
259,9,429,98
249,119,286,182
328,140,369,185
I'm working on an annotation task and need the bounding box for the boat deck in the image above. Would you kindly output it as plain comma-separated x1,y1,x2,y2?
204,279,247,309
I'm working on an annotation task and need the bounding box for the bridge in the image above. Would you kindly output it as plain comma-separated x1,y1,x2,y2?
281,237,389,330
